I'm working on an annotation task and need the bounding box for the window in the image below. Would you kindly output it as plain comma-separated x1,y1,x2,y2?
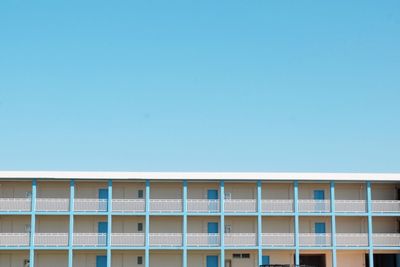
138,223,143,232
224,192,232,200
241,254,250,259
137,256,143,265
224,225,232,233
233,254,241,259
138,190,144,199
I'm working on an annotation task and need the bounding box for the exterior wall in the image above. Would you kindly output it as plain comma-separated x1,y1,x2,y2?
0,216,30,232
336,217,367,233
150,251,182,267
37,181,69,198
263,217,294,233
299,183,330,199
113,182,145,199
335,183,365,200
225,217,256,233
74,251,107,267
0,251,29,267
188,183,219,199
151,182,182,199
36,251,68,267
224,183,256,199
36,216,69,233
187,216,220,233
74,216,108,232
337,251,365,267
373,217,398,233
75,182,108,199
262,183,293,199
113,216,145,233
372,183,398,200
225,250,257,267
263,250,294,265
299,217,331,233
112,251,145,267
150,216,182,233
0,181,31,198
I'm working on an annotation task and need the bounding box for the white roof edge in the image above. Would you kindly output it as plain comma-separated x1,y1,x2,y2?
0,171,399,181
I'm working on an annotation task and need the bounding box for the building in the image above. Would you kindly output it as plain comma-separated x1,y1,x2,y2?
0,171,399,267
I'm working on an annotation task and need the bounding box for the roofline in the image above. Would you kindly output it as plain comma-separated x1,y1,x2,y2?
0,171,399,181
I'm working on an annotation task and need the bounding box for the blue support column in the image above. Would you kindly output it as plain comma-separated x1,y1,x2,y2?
330,181,337,267
367,181,374,267
68,179,75,267
257,181,263,266
30,179,37,267
145,180,150,267
183,180,188,267
294,181,300,266
220,181,225,267
107,180,112,267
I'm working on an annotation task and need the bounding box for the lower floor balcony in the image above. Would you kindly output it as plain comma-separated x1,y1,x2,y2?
0,233,30,247
336,233,368,247
149,233,182,246
262,233,295,246
373,233,400,246
111,233,145,246
187,233,220,246
35,233,69,246
224,233,257,246
73,233,107,247
299,233,332,247
0,198,31,212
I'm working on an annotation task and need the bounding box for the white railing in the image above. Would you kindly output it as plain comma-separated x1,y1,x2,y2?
0,233,30,247
0,198,31,212
262,233,295,246
35,233,69,246
187,233,220,246
298,200,330,213
299,234,331,246
150,199,182,212
373,233,400,246
335,200,366,213
225,233,257,246
336,233,368,247
111,233,145,246
74,199,108,212
262,200,294,213
112,199,145,212
372,200,400,213
187,199,220,213
149,233,182,246
224,200,257,213
73,233,107,247
36,198,69,212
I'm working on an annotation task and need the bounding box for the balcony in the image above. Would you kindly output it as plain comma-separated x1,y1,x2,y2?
150,199,182,213
299,234,331,247
224,200,257,213
36,198,69,212
373,233,400,246
372,200,400,213
111,233,145,246
112,199,145,212
298,200,330,213
335,200,366,213
262,233,294,247
74,199,108,212
0,198,31,212
35,233,69,247
187,233,220,246
224,233,257,246
0,233,30,247
149,233,182,246
73,233,107,247
187,199,220,213
336,233,368,247
262,200,294,213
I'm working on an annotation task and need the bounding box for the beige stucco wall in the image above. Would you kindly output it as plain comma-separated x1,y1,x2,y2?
74,216,108,232
372,183,398,200
262,183,293,199
299,217,331,233
224,183,256,199
299,183,330,199
151,182,182,199
0,215,30,232
336,217,367,233
36,216,69,233
188,217,220,233
188,183,219,199
75,182,108,199
337,251,365,267
113,182,145,199
36,251,68,267
113,216,145,233
263,217,294,233
0,181,32,198
112,251,145,267
150,251,182,267
150,216,182,233
263,250,294,265
225,250,257,267
37,181,69,198
0,251,29,267
335,183,365,200
225,217,256,233
73,251,106,267
373,217,398,233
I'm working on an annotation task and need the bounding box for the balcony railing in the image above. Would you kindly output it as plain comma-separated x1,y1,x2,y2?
150,199,182,213
0,233,30,247
262,200,294,213
225,233,257,246
372,201,400,213
335,200,366,213
262,233,295,247
187,233,220,246
111,233,145,246
298,200,330,213
112,199,145,212
299,234,331,246
35,233,69,246
36,198,69,212
149,233,182,246
74,199,108,212
224,200,257,213
373,233,400,246
187,199,220,213
73,233,107,246
0,198,31,212
336,233,368,247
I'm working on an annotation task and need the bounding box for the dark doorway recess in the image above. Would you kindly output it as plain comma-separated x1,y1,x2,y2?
365,254,400,267
296,254,326,267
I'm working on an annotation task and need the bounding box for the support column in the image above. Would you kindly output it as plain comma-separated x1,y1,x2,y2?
68,179,75,267
183,180,188,267
257,181,263,266
107,180,112,267
367,181,374,267
294,181,300,266
30,179,37,267
330,181,337,267
145,180,150,267
220,181,225,267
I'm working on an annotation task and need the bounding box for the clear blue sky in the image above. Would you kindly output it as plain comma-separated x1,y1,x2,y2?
0,1,399,172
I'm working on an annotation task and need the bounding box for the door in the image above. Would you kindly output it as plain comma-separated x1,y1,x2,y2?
96,256,107,267
98,222,108,246
314,190,325,211
98,188,108,211
208,222,219,245
206,255,218,267
207,189,219,212
315,222,326,245
262,255,270,265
